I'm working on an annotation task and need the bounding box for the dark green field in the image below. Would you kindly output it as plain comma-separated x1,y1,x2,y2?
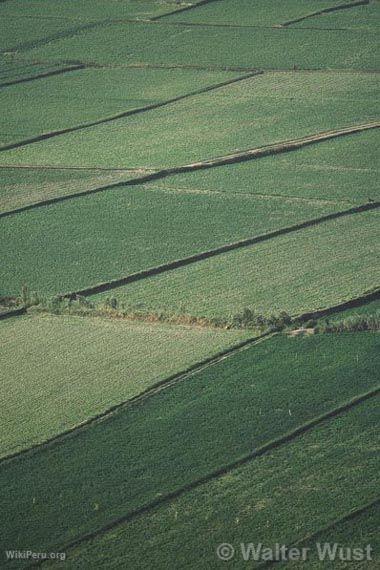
48,398,380,569
1,333,378,566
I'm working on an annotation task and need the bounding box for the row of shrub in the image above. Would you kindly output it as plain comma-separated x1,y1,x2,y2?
3,286,379,334
315,313,380,333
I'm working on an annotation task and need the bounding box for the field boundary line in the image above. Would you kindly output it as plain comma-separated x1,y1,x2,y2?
0,63,85,89
32,388,380,566
295,288,380,322
57,201,379,299
281,0,369,27
0,71,261,153
0,332,274,466
0,122,378,218
0,19,113,55
152,0,221,21
260,497,380,567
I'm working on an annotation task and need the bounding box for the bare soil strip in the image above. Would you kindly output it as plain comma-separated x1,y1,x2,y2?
281,0,369,27
0,71,261,153
1,122,377,218
32,389,380,566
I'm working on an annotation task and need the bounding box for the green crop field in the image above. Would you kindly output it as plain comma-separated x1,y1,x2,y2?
0,167,140,212
0,0,192,23
163,0,353,26
14,19,378,70
0,66,239,147
48,397,379,569
0,60,69,85
0,71,378,169
96,211,380,318
294,0,380,30
0,183,343,296
145,128,380,205
280,502,380,568
0,313,249,457
0,333,378,564
1,1,379,568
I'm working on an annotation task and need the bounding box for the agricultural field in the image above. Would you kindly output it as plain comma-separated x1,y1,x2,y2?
11,19,378,70
0,312,250,458
48,397,380,569
145,128,380,204
1,181,347,296
0,71,378,169
293,0,380,29
163,0,360,26
0,0,194,22
0,333,378,565
0,66,240,148
0,167,140,212
95,210,380,318
0,0,379,568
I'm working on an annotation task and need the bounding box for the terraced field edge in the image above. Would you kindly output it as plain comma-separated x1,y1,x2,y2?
0,71,261,153
281,0,369,27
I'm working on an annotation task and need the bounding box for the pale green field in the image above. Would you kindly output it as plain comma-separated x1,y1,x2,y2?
0,66,238,147
0,313,249,458
97,211,380,318
163,0,351,26
0,71,378,169
0,167,139,212
146,128,380,205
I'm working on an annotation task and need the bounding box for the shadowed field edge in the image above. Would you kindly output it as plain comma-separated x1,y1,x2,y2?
57,201,379,299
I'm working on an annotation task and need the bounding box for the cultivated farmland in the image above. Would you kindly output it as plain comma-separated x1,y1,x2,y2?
47,397,380,569
0,313,250,458
13,20,378,70
0,71,378,169
95,211,380,318
0,334,378,565
0,66,240,148
1,183,346,296
0,1,379,568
